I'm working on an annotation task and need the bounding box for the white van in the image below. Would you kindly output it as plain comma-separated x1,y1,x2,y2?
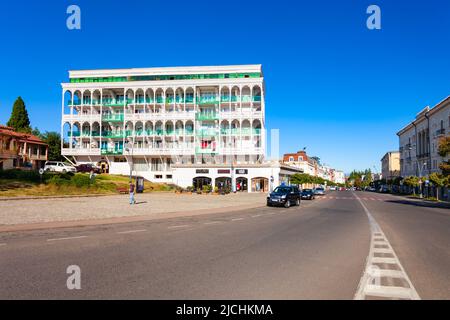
44,161,77,173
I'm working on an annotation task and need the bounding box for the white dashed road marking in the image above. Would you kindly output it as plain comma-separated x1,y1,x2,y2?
117,229,147,234
231,218,244,221
0,243,6,247
204,221,222,225
47,236,89,242
354,192,420,300
252,214,262,218
168,225,190,229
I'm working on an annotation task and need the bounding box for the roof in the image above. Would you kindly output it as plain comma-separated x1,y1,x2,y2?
68,64,263,79
0,125,47,145
397,95,450,136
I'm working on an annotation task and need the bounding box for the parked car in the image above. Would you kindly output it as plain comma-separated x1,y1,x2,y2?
75,163,101,174
379,186,390,193
301,189,315,200
314,187,325,196
329,186,337,191
44,161,77,173
267,185,301,208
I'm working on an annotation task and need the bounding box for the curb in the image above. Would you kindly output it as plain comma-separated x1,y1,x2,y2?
0,203,266,233
0,191,175,201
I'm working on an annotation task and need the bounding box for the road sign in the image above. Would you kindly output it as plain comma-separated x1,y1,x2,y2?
39,168,44,175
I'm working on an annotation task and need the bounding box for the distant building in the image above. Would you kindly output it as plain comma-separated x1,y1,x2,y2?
381,151,400,180
334,170,346,184
397,96,450,177
0,125,48,170
282,150,318,176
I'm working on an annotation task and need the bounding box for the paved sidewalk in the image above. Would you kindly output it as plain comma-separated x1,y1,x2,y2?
0,192,266,227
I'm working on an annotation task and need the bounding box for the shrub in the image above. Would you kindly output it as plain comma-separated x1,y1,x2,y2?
71,174,92,188
0,169,40,182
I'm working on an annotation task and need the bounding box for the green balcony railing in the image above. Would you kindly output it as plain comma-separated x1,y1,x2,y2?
102,114,124,122
102,99,125,106
197,96,219,105
185,129,194,136
67,132,81,137
241,95,252,103
195,147,218,154
92,131,100,137
102,131,124,138
145,97,154,104
220,95,230,102
196,112,219,121
156,97,164,104
166,97,175,104
253,96,262,102
185,96,194,103
196,128,218,137
101,148,123,155
231,96,240,102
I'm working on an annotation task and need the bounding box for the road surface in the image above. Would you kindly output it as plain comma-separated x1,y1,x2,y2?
0,191,449,299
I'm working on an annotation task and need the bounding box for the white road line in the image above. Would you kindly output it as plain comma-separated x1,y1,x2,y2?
204,221,222,225
0,243,6,247
117,229,147,234
251,214,262,218
168,225,189,229
231,218,244,221
47,236,88,242
267,212,277,215
353,192,420,300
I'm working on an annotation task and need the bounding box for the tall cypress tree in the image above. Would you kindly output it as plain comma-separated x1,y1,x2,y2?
7,97,32,133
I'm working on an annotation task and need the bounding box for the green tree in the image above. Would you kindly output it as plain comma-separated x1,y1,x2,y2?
41,131,63,161
291,173,313,187
428,173,445,201
7,97,32,133
403,176,420,195
438,137,450,176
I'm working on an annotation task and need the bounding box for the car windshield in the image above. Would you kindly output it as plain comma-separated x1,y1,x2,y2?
316,188,324,191
273,187,291,194
303,189,312,193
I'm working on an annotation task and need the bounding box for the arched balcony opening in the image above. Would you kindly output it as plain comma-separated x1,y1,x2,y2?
185,87,194,107
72,91,82,115
135,89,145,105
165,121,174,136
175,120,184,136
64,90,72,115
125,121,134,139
63,122,71,147
125,89,135,105
135,121,144,137
220,87,230,112
165,88,175,113
145,88,155,113
175,88,184,112
185,120,194,136
91,122,100,145
92,90,101,114
155,121,164,136
241,86,251,104
231,86,240,112
145,121,154,136
81,122,90,137
155,88,164,104
252,85,262,111
82,90,91,107
72,122,81,148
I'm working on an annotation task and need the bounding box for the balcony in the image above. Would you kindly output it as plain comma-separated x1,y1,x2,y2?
196,128,218,137
197,96,219,105
101,148,123,155
195,147,218,154
196,112,219,121
102,114,124,122
102,99,125,107
156,97,164,104
102,131,124,139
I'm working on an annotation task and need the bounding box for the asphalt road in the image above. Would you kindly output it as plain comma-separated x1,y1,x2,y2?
0,191,448,299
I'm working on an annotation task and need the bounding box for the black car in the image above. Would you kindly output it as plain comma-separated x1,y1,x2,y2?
75,163,101,174
267,185,301,208
301,189,315,200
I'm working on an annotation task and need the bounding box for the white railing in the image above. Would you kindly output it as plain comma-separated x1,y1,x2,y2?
62,148,101,156
62,114,102,123
219,110,263,119
130,147,196,156
124,111,196,122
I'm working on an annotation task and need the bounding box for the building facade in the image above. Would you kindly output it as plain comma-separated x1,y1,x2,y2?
0,125,48,170
397,96,450,177
381,151,400,180
61,65,286,192
282,150,318,176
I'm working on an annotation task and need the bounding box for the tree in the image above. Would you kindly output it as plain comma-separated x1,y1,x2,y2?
7,97,32,133
428,173,445,201
403,176,420,195
438,137,450,176
41,131,63,161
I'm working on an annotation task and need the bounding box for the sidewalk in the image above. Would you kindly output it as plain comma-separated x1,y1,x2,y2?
386,193,450,209
0,192,266,232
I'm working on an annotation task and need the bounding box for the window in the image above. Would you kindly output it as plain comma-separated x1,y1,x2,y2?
155,175,163,179
289,156,294,162
166,175,172,179
298,156,303,161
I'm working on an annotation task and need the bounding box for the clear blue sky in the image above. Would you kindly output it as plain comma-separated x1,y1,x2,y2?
1,0,449,173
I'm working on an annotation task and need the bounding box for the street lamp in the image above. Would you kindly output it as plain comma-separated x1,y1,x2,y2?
125,142,134,183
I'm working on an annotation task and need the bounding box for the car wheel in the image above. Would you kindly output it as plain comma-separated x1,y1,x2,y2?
284,200,290,208
62,169,67,173
296,199,300,206
267,203,272,207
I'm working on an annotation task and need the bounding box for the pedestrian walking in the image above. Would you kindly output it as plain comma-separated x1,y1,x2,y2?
129,182,136,205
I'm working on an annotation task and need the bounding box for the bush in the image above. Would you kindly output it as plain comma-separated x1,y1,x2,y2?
71,174,92,188
0,169,41,182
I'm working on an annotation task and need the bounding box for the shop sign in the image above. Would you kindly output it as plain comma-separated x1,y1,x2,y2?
218,169,230,174
236,169,248,175
196,169,209,174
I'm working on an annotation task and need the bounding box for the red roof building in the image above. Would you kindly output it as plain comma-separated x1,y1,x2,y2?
0,125,48,170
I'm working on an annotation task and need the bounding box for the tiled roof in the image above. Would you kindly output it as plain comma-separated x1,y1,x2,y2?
0,125,47,145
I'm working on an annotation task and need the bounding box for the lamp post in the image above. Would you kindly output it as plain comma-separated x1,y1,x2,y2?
417,161,426,199
125,142,134,183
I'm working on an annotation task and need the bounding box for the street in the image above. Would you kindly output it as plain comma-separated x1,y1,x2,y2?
0,191,449,299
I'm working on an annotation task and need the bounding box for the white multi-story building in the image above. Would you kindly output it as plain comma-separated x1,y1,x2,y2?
61,65,289,192
397,96,450,177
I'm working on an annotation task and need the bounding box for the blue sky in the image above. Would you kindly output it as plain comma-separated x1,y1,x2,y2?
0,0,449,173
